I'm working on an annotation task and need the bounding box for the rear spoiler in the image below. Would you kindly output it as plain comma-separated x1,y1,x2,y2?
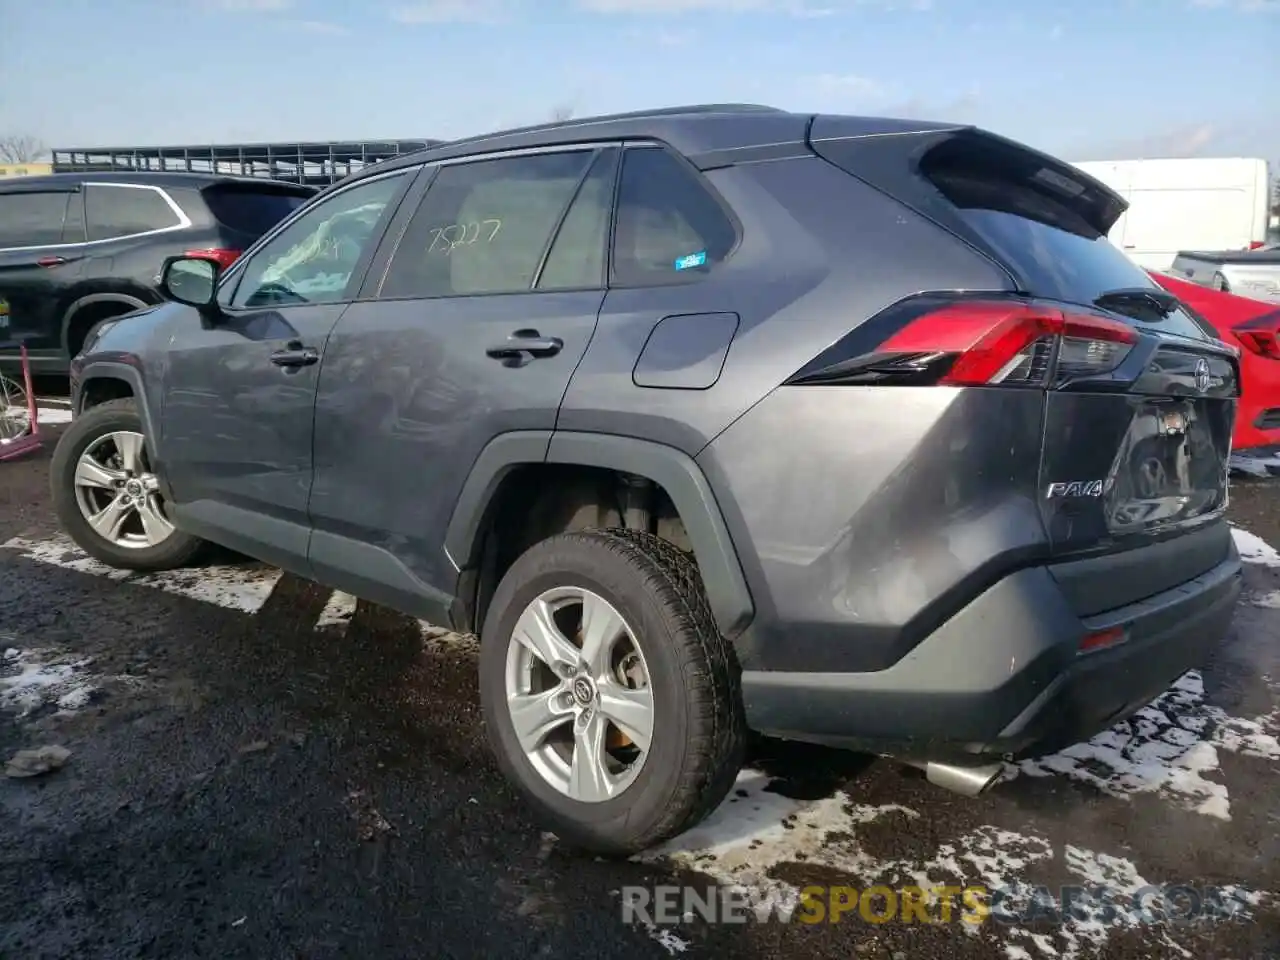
808,119,1129,236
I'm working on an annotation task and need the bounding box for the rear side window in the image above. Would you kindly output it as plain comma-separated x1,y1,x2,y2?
920,140,1210,339
0,192,69,247
86,184,182,241
202,185,312,238
611,147,736,287
380,150,595,299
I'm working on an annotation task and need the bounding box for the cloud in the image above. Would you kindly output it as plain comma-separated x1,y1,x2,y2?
292,19,349,33
626,26,699,43
210,0,294,10
796,75,985,123
577,0,931,14
1088,123,1222,160
1049,22,1063,38
389,0,514,23
883,83,983,122
1188,0,1278,10
804,74,899,104
388,0,936,20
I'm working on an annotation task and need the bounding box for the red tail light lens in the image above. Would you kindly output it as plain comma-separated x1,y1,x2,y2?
184,248,242,270
787,297,1139,389
1233,310,1280,359
1247,241,1266,251
879,302,1137,386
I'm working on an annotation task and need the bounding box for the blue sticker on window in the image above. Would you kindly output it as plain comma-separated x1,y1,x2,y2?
674,251,707,271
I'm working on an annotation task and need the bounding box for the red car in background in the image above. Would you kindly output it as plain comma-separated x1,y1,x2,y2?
1151,271,1280,472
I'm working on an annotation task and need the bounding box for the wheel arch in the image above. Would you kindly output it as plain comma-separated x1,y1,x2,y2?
74,363,164,464
61,293,152,357
445,430,755,639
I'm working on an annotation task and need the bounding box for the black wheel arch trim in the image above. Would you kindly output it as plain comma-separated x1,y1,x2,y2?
445,430,755,638
61,292,153,354
73,362,162,464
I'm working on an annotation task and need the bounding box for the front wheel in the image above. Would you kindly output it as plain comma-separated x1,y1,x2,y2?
49,398,206,571
478,528,746,855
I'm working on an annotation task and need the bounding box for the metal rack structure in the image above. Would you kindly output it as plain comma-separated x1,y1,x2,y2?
51,139,441,187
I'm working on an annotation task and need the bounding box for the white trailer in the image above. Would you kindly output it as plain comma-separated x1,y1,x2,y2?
1070,157,1271,271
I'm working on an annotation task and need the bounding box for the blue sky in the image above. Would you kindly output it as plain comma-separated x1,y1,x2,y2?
1,0,1277,166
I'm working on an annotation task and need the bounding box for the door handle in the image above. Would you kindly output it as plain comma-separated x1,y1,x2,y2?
270,344,319,368
485,330,563,367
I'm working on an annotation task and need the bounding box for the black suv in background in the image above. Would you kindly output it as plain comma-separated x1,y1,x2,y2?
0,172,316,374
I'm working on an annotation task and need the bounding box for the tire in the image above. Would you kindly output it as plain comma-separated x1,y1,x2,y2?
478,527,746,855
49,398,206,571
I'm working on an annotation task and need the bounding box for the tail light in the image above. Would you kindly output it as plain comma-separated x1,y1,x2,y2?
1233,310,1280,359
1247,241,1266,251
786,295,1139,388
184,248,241,270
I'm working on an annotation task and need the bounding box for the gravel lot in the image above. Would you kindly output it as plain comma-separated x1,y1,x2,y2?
2,391,1279,960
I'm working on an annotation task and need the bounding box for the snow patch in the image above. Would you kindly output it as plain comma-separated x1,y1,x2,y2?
641,921,690,955
1231,526,1280,567
36,406,73,425
1245,590,1280,609
1,646,99,717
640,772,1266,960
1013,671,1279,820
316,590,357,629
419,620,477,653
2,533,282,613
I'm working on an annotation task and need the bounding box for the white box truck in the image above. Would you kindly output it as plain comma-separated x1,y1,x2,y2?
1071,157,1272,271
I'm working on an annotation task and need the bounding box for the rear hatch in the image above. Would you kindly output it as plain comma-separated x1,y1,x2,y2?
810,122,1241,561
200,180,316,249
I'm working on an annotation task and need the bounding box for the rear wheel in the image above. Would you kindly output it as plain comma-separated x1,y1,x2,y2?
50,398,206,570
478,528,745,855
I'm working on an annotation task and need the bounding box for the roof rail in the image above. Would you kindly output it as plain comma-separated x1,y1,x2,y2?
422,103,788,153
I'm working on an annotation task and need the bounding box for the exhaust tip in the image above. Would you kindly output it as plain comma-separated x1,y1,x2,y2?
922,761,1004,797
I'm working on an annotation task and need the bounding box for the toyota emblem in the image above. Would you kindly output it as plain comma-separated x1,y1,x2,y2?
1194,358,1211,393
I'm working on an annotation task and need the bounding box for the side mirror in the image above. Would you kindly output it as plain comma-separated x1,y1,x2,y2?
160,256,219,310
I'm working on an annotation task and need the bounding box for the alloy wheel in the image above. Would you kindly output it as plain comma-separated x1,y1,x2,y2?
73,430,175,549
504,586,654,803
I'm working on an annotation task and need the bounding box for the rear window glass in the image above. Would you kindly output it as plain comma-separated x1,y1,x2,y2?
922,144,1212,341
202,186,312,238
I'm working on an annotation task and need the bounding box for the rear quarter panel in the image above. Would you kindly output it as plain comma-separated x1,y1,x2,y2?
557,153,1012,455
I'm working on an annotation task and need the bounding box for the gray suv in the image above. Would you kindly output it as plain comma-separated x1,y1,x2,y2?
50,104,1244,855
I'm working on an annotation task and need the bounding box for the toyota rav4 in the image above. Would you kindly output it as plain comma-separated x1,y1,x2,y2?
50,104,1243,855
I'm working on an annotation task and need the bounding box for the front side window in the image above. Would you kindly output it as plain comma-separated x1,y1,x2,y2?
228,173,409,309
0,192,69,248
85,185,182,241
610,147,737,287
379,150,596,300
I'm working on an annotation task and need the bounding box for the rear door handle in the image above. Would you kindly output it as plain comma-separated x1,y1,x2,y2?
485,330,563,367
270,343,319,368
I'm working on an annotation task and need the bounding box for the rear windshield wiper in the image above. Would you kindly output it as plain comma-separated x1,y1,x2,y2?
1092,287,1179,321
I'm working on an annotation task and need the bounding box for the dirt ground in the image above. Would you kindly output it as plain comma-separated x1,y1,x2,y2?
3,399,1279,960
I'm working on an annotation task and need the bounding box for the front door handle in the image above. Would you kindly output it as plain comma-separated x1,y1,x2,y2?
270,343,319,368
485,329,563,367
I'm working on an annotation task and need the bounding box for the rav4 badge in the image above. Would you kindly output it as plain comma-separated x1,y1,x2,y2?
1045,479,1108,498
